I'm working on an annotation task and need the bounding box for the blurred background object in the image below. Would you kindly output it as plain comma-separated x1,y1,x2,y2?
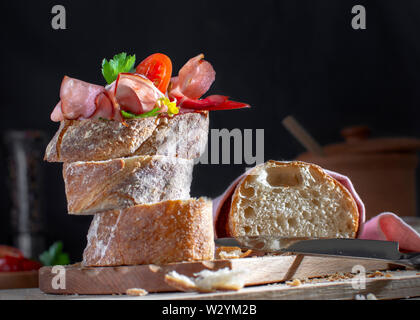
297,125,420,220
3,131,47,259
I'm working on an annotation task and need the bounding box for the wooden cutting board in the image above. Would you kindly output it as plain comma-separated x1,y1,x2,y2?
39,255,399,295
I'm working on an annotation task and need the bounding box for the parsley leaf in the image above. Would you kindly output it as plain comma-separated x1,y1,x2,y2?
102,52,136,84
39,241,70,266
121,108,161,119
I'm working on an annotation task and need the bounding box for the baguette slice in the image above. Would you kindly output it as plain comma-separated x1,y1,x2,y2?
226,161,359,238
82,198,214,266
63,155,193,214
45,111,209,162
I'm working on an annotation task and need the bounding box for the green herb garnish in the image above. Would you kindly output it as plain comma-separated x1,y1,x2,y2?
121,108,161,119
102,52,136,84
39,241,70,266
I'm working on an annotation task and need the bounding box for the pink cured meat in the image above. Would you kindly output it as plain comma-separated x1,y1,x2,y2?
175,54,216,100
114,73,164,114
90,92,114,120
50,101,64,122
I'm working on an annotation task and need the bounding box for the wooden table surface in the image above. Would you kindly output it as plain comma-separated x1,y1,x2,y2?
1,269,420,300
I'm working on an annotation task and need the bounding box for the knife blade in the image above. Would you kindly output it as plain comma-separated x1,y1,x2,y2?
215,237,420,269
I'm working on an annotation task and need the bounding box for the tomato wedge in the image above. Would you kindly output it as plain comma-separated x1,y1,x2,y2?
135,53,172,94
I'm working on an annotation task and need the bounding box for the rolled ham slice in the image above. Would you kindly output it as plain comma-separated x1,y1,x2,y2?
50,101,64,122
90,92,114,120
114,73,165,114
60,76,105,119
213,165,420,252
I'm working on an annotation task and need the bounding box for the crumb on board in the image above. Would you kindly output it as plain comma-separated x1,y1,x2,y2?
126,288,148,296
367,271,385,278
286,279,302,287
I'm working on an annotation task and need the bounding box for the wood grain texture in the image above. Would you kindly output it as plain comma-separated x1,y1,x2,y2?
39,255,397,295
3,270,420,300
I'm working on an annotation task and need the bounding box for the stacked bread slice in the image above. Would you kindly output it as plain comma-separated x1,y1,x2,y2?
45,112,215,266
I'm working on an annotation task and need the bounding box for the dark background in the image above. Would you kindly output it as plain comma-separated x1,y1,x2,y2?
1,0,419,261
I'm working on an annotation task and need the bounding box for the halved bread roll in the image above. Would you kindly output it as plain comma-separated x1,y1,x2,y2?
226,161,359,238
63,155,194,214
82,198,214,266
45,111,209,162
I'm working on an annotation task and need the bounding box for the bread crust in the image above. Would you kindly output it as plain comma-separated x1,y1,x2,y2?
63,155,194,214
45,112,209,162
82,198,214,266
228,161,359,238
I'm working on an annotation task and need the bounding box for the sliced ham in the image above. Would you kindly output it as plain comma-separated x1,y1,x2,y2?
114,73,164,114
169,54,215,102
60,76,105,119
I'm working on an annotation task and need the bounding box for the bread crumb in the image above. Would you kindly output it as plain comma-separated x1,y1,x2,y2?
385,273,392,278
216,246,253,259
126,288,148,296
216,246,242,259
286,279,302,287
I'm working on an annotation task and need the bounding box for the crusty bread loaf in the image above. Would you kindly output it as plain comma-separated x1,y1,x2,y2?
45,111,209,162
63,155,194,214
82,198,214,266
226,161,359,238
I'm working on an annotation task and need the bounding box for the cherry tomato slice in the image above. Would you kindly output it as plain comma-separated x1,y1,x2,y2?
135,53,172,94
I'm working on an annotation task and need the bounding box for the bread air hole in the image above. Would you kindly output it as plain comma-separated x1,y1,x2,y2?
302,211,310,220
276,217,286,228
287,217,298,228
265,167,302,187
243,226,251,234
243,206,255,219
311,198,320,206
